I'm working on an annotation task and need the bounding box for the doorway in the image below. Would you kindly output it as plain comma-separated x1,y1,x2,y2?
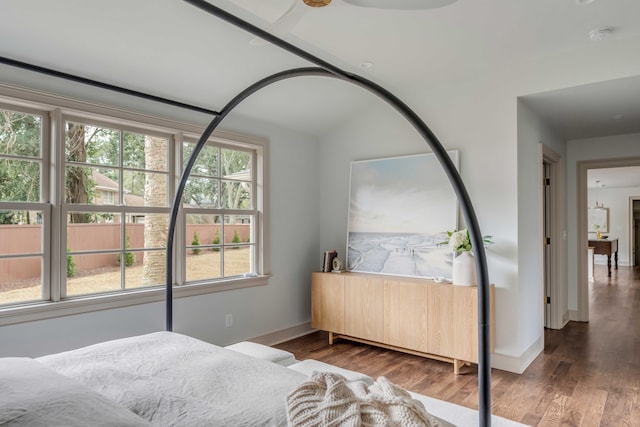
576,157,640,322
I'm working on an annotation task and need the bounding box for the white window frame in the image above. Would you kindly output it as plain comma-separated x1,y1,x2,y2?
0,83,269,326
180,138,259,285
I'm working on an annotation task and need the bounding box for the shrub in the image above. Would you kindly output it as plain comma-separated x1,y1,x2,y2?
211,230,220,252
232,229,241,249
66,247,76,278
192,232,201,255
117,235,135,267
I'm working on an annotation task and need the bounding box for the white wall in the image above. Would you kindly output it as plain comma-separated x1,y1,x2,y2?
588,185,640,267
0,66,321,357
316,36,640,373
566,133,640,312
2,34,640,371
316,85,524,370
517,100,568,332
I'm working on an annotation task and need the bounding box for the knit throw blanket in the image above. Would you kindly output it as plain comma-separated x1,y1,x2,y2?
286,371,442,427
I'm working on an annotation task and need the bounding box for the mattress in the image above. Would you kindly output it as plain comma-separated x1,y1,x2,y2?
0,331,530,426
38,332,307,426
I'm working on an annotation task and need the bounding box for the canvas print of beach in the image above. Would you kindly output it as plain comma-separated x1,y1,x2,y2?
346,151,459,279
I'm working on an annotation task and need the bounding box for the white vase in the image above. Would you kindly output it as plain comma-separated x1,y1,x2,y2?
452,251,476,286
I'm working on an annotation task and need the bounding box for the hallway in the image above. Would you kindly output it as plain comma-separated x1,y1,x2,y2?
532,264,640,426
277,265,640,426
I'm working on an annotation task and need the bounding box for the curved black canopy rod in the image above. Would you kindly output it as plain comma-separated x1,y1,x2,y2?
173,1,492,425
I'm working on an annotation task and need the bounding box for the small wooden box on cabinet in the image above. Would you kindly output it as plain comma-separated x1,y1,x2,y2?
311,271,495,374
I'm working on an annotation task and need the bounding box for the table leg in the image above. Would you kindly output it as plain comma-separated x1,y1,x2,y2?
615,251,618,269
607,255,612,277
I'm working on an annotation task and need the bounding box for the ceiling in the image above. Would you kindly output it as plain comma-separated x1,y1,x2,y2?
522,74,640,140
1,0,640,140
588,166,640,190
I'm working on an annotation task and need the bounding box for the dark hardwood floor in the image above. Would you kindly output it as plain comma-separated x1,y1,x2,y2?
276,265,640,426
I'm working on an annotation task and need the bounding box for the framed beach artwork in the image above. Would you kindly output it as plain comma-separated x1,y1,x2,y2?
346,151,459,279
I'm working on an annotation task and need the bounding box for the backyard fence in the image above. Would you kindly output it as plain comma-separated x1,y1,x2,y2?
0,223,250,282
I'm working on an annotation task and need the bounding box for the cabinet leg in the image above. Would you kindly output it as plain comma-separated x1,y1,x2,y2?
328,332,334,345
453,359,468,375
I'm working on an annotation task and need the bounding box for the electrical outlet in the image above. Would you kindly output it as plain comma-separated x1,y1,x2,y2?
225,314,233,327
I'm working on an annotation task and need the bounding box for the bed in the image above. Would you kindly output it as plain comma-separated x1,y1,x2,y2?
1,331,527,426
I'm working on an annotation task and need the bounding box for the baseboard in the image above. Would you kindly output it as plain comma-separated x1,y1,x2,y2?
491,335,543,374
594,261,631,267
251,322,545,374
249,322,314,346
562,310,570,326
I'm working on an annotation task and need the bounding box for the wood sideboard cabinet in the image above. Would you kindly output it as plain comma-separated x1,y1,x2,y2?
311,271,495,374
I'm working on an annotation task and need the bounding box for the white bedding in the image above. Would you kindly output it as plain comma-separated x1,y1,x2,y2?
409,393,530,427
0,331,528,427
38,332,307,426
0,357,150,426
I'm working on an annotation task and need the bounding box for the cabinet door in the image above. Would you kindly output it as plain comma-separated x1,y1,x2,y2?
452,286,479,362
384,280,428,352
452,285,495,363
426,283,454,357
344,275,384,342
311,272,344,333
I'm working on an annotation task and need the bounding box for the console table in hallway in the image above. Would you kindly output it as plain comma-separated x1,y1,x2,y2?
588,238,618,277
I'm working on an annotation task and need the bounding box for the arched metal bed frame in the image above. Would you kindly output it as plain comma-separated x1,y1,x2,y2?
165,1,493,425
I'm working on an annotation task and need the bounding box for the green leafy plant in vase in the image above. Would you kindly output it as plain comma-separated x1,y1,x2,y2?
441,229,493,286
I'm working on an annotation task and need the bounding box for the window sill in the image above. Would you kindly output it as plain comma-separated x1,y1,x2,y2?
0,275,269,327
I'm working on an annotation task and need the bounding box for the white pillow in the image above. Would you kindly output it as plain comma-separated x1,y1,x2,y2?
0,357,150,426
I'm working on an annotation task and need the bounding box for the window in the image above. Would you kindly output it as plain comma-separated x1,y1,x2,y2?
63,118,171,296
182,141,256,283
0,88,267,325
0,105,48,306
101,191,115,205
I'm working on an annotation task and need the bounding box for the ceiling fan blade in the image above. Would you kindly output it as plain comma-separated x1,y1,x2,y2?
342,0,457,10
250,0,308,46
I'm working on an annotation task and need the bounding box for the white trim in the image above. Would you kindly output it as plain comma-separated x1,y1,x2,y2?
0,82,270,323
491,336,544,374
245,322,315,347
541,143,567,330
576,156,640,322
630,197,640,268
238,322,543,374
0,82,265,152
0,275,270,327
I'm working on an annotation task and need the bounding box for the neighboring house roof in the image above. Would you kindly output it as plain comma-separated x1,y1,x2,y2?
124,193,145,207
92,169,118,192
91,170,145,207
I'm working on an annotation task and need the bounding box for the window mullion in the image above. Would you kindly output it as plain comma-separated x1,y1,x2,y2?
119,130,125,291
174,133,183,286
50,108,64,302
